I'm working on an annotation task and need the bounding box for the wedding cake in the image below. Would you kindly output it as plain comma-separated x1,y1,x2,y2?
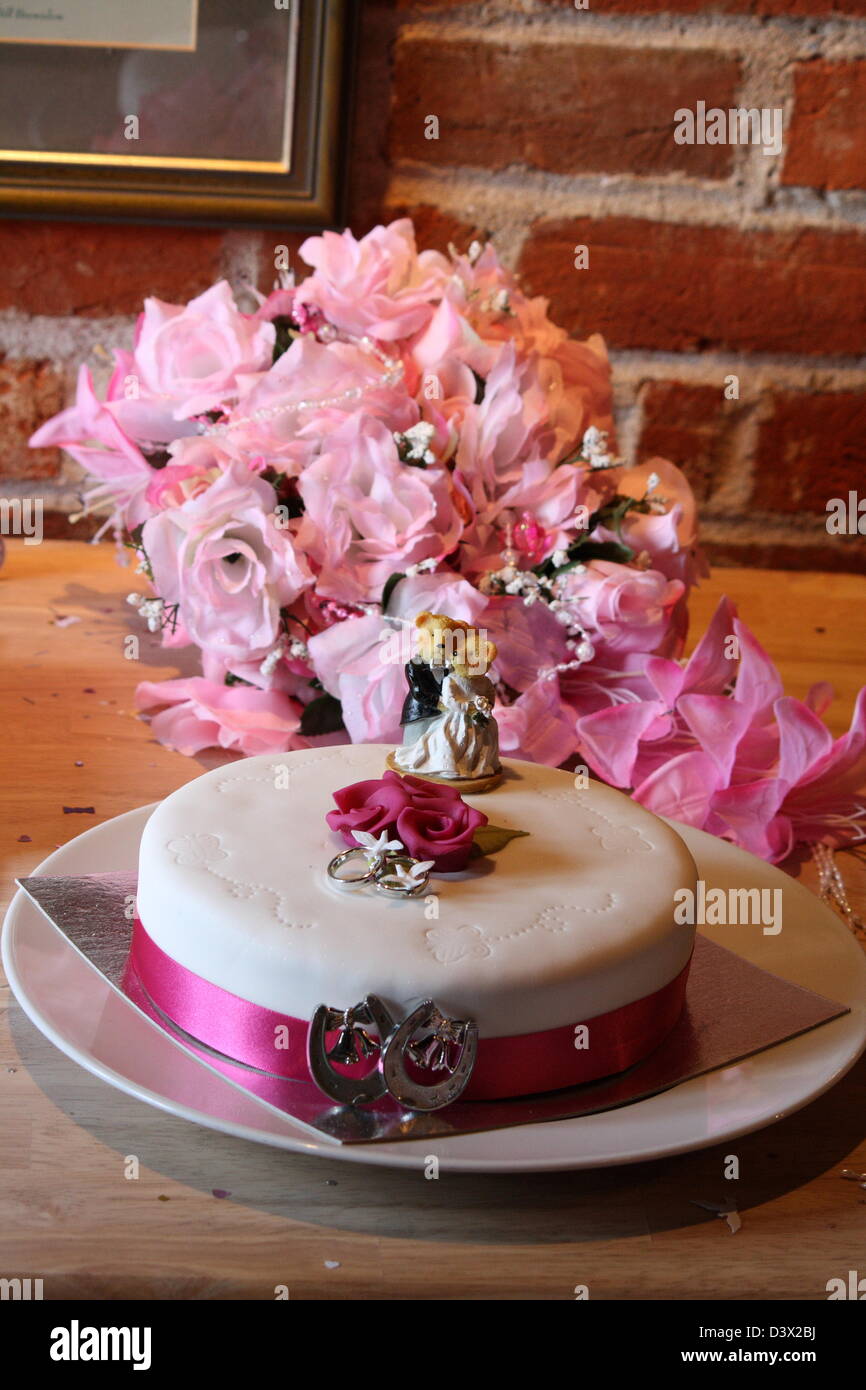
132,745,698,1106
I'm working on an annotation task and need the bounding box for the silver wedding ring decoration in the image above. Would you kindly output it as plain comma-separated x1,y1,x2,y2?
307,993,478,1112
327,832,433,898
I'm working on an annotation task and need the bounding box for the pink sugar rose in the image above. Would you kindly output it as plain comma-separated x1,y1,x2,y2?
295,219,450,341
563,559,686,657
395,794,488,873
142,459,311,660
326,770,413,842
296,415,462,603
326,770,487,872
125,281,276,427
135,676,303,756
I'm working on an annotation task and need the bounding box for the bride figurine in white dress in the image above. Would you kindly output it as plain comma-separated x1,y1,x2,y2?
394,636,501,782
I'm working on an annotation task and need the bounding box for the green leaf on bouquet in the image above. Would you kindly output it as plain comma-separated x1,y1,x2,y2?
562,538,634,567
469,824,530,860
381,571,406,614
299,693,346,736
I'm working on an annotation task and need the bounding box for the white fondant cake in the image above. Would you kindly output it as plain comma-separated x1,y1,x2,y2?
136,746,697,1040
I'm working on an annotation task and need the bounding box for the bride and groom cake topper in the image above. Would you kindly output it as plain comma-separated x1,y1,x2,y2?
386,610,503,791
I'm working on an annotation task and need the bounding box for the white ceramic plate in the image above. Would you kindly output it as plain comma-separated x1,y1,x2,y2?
4,805,866,1172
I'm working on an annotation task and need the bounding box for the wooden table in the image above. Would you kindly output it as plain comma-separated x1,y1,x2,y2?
2,538,865,1301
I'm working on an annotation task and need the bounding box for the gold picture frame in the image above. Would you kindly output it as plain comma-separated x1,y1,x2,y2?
0,0,353,227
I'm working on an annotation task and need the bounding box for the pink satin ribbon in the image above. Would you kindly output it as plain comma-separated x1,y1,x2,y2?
127,918,691,1101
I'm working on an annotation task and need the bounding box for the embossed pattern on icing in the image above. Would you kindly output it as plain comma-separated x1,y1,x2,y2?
424,895,618,963
165,832,316,930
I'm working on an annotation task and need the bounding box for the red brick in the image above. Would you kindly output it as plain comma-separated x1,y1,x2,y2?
707,537,866,572
783,61,866,192
517,216,866,356
751,390,866,513
0,221,224,317
388,203,485,255
638,381,739,501
538,0,866,13
390,38,740,178
401,1,866,12
0,357,64,480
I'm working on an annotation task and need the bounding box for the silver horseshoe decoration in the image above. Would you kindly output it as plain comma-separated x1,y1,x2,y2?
307,994,396,1107
380,999,478,1112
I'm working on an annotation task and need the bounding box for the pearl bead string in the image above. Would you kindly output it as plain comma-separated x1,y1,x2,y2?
199,330,405,439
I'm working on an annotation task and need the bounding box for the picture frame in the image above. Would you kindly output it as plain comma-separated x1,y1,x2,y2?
0,0,353,227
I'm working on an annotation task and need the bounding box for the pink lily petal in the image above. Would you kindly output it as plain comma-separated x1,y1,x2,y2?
732,617,784,723
632,750,721,828
680,595,738,697
677,693,752,783
708,779,792,862
576,700,667,787
775,695,834,788
644,655,686,708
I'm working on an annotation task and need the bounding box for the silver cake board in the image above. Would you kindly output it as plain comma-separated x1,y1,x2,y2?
15,872,850,1145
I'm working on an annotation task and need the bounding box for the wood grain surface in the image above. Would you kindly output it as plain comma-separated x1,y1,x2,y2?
2,539,865,1301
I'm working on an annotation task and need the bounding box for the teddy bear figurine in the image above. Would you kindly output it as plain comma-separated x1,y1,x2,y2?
387,611,503,792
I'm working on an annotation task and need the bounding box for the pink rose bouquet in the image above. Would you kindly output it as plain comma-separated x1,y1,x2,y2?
31,218,866,864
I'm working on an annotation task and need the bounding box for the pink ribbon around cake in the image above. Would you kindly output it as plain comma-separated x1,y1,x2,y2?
127,918,691,1101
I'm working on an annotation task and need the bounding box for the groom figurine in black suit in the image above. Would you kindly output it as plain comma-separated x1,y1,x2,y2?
399,610,452,746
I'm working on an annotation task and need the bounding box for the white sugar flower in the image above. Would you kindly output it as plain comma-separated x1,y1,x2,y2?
387,858,435,888
354,829,404,867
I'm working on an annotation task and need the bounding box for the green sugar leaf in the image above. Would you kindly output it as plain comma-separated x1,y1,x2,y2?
470,824,530,859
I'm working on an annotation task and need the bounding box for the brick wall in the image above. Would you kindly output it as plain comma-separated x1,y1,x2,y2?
1,0,865,569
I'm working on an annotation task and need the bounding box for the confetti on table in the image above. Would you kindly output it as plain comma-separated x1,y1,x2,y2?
690,1198,741,1234
17,835,32,842
53,615,81,628
324,1261,341,1270
63,806,95,815
212,1189,231,1199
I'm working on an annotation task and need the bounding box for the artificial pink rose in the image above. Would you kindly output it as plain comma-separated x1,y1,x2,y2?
143,436,228,511
597,458,706,601
536,334,615,465
562,560,685,657
142,459,311,660
296,415,462,603
252,286,298,323
326,770,413,843
295,218,449,341
456,344,548,508
395,793,488,872
232,333,417,464
135,676,303,756
126,281,276,426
